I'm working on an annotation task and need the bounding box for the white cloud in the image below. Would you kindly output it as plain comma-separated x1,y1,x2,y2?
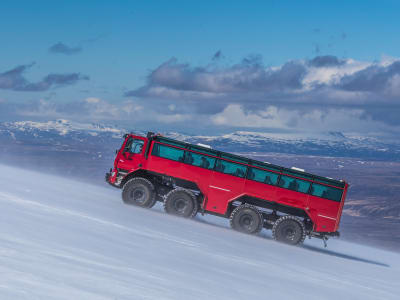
17,99,60,118
85,97,101,104
156,113,192,123
122,100,143,114
212,105,286,128
211,104,386,133
303,59,372,88
386,74,400,96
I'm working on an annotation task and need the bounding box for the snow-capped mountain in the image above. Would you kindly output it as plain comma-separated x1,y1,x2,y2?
1,119,399,161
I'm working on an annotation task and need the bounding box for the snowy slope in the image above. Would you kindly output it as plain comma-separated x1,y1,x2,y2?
0,164,399,300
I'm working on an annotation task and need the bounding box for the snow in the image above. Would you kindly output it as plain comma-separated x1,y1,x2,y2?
0,164,399,299
6,120,123,136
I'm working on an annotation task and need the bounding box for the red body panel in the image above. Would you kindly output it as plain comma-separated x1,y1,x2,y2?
110,134,348,233
307,195,340,232
206,171,245,214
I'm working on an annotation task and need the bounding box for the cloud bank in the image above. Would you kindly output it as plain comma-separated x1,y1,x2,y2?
122,54,400,134
0,63,89,92
1,54,400,137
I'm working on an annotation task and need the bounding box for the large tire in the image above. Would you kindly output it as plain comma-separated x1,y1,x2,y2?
122,177,155,208
163,188,198,218
272,215,306,245
229,204,263,234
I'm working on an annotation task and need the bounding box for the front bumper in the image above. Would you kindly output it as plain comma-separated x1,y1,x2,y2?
105,170,120,188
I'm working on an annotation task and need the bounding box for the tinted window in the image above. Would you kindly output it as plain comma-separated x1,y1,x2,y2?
283,170,313,181
152,143,184,162
278,175,311,193
311,183,343,202
252,162,281,173
156,137,186,148
215,159,247,178
314,178,345,188
184,151,215,170
221,154,249,164
189,145,218,157
247,167,279,185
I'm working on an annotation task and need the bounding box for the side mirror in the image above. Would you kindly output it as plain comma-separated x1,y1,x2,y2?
115,149,118,155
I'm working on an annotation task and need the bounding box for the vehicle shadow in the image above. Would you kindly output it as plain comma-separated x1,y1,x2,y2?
301,244,390,268
156,207,390,268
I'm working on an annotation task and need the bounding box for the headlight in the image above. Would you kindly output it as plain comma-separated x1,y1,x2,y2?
111,171,116,177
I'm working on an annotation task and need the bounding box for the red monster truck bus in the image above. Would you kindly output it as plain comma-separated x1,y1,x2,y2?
106,132,348,246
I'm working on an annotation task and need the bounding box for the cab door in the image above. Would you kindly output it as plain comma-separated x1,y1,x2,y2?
117,137,147,171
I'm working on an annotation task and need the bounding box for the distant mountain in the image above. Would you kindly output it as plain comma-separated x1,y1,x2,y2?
1,119,399,161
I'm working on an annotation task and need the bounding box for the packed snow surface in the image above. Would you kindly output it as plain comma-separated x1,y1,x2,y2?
1,164,399,300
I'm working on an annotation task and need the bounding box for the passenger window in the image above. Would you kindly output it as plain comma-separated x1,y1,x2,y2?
252,162,281,173
189,145,217,157
248,167,279,185
314,178,345,188
126,139,144,154
215,159,247,178
278,175,311,193
221,154,249,164
184,151,215,170
152,143,184,162
311,183,343,202
284,170,313,181
157,137,186,148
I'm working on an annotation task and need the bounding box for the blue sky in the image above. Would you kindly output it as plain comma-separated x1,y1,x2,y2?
1,0,400,136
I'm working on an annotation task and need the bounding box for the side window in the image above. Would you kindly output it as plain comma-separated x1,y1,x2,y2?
311,183,343,202
131,139,144,154
126,138,144,154
184,151,215,170
278,175,311,193
221,154,248,164
215,159,247,178
314,178,345,188
156,137,186,148
248,167,279,185
151,143,184,162
284,170,313,181
252,162,281,173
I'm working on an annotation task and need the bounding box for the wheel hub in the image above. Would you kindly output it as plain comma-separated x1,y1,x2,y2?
131,187,146,203
281,225,297,241
239,214,254,230
174,198,187,213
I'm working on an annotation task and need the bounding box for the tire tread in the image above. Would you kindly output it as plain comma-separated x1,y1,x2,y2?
272,215,306,245
163,188,198,218
122,177,155,208
229,204,263,234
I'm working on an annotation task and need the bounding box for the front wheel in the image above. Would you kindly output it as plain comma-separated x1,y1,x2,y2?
229,204,263,234
122,177,156,208
164,189,198,218
272,216,306,245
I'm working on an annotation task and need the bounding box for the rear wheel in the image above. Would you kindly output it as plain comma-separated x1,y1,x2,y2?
164,189,198,218
229,204,263,234
272,216,306,245
122,177,155,208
